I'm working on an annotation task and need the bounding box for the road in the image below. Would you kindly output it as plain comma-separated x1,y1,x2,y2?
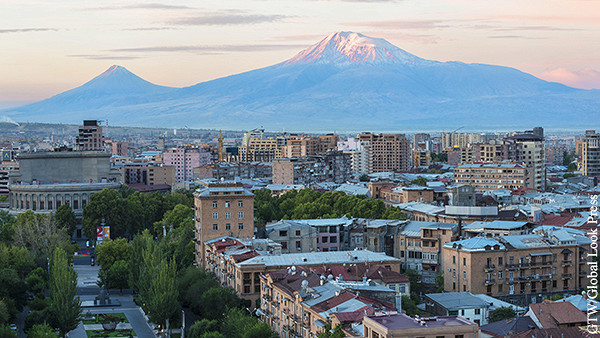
67,250,157,338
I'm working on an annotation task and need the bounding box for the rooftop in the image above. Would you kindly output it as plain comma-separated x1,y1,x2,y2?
364,313,475,330
425,292,491,310
237,249,399,267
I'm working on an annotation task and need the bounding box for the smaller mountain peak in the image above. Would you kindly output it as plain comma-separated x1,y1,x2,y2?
285,31,425,66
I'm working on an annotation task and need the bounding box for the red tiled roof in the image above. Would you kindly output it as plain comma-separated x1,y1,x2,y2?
313,265,409,284
529,300,587,328
541,214,575,226
312,290,357,312
331,306,375,323
231,250,260,263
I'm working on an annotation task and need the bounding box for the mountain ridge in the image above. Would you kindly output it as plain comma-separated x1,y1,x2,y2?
2,32,598,131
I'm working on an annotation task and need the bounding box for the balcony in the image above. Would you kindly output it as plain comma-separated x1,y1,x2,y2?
485,279,496,285
562,273,572,279
562,260,572,266
484,264,496,272
518,262,530,268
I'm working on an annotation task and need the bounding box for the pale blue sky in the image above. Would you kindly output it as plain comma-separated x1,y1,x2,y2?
1,0,599,105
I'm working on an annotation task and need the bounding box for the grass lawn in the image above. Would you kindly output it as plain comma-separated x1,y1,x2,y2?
85,328,135,337
82,312,130,325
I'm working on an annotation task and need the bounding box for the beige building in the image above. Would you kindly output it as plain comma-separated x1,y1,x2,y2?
193,181,255,266
265,220,318,254
412,150,431,167
281,134,339,158
363,313,479,338
454,162,531,192
582,130,600,176
504,134,545,190
120,163,175,187
379,186,434,204
443,227,591,305
460,144,504,164
356,133,411,173
76,120,104,151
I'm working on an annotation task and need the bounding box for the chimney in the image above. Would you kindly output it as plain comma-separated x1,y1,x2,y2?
396,295,402,313
457,218,462,238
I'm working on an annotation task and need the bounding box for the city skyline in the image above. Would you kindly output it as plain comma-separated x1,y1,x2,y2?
1,0,599,107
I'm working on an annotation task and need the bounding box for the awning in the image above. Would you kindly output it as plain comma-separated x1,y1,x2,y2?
562,248,573,254
530,252,552,256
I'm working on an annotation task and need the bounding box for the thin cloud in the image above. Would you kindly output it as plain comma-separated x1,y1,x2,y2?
539,68,600,89
88,3,194,10
68,54,142,60
109,44,308,54
124,27,179,31
169,14,287,26
488,35,545,39
0,28,58,33
342,19,450,30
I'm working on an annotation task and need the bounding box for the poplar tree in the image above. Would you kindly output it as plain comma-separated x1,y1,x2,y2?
49,248,81,337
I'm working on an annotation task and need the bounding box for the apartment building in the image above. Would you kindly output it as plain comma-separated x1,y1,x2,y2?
454,162,531,192
412,150,431,167
163,147,211,182
120,163,175,187
504,133,546,190
582,130,600,177
282,134,339,158
193,162,272,181
239,134,286,162
363,313,479,338
265,220,318,254
424,292,491,325
379,186,434,204
356,133,411,173
396,221,457,284
259,267,398,338
443,227,591,305
203,238,401,309
76,120,104,151
460,144,505,164
193,182,255,266
272,152,351,185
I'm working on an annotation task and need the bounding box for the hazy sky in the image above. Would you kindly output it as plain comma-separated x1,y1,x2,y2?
1,0,599,105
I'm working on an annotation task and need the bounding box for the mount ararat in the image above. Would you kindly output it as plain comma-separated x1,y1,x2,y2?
4,32,598,131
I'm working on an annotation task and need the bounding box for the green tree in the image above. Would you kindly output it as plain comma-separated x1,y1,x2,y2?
404,269,422,293
318,322,344,338
128,230,154,294
546,294,564,301
359,174,370,182
188,319,220,338
82,189,128,239
198,287,241,320
567,162,578,172
28,324,59,338
200,332,224,338
0,210,15,243
488,306,516,323
434,273,444,293
96,238,130,271
99,260,129,293
410,177,429,186
54,204,77,236
0,299,9,324
12,211,72,266
0,325,17,337
221,307,276,338
0,268,27,320
146,259,179,329
49,247,81,337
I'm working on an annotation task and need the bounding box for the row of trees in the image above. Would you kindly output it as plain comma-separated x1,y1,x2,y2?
254,188,406,224
82,187,194,239
0,210,80,337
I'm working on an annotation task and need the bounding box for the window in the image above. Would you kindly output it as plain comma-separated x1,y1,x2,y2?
212,213,218,219
463,285,466,291
212,201,217,208
453,282,456,290
498,284,503,292
322,237,328,243
453,269,456,277
453,256,456,264
330,236,337,243
296,241,301,250
225,212,231,219
282,241,288,249
238,212,244,219
475,309,481,315
498,257,503,265
296,230,301,236
212,224,218,231
238,223,244,230
238,201,243,207
463,258,466,266
498,271,503,279
225,201,230,208
463,271,466,279
279,230,288,237
225,223,231,230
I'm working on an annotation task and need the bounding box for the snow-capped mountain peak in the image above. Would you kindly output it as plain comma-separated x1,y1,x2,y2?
98,65,129,77
285,31,425,65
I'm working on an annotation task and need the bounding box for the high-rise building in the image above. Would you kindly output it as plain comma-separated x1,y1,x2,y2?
454,162,531,192
504,133,546,190
582,130,600,177
238,128,286,162
272,152,352,185
412,150,431,167
459,143,505,164
162,147,211,182
76,120,104,151
193,181,255,266
356,133,411,173
281,134,339,158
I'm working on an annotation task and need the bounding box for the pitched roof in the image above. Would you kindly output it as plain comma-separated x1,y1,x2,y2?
480,317,538,336
425,292,490,310
529,300,587,328
510,327,599,338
